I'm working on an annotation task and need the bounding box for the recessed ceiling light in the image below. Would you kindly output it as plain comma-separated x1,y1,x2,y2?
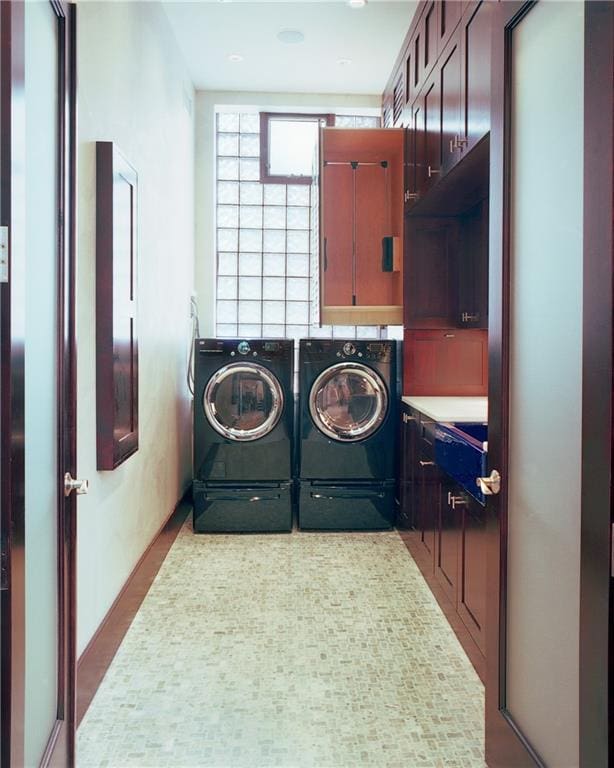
227,54,243,63
277,29,305,45
347,0,367,7
337,58,352,66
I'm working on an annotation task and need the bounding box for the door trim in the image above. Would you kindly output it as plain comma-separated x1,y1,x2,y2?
0,3,26,766
486,1,613,765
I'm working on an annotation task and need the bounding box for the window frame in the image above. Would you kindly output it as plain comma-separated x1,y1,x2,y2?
259,112,335,185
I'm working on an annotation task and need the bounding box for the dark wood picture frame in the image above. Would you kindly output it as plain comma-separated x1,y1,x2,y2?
259,112,335,185
96,142,138,470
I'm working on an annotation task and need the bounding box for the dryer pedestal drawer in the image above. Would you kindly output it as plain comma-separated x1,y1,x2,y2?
193,481,292,533
298,480,395,531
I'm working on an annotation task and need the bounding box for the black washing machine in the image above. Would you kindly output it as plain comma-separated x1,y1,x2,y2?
298,338,399,530
193,338,294,533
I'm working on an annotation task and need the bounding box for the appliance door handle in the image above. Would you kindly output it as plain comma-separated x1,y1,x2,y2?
204,493,282,502
311,491,385,500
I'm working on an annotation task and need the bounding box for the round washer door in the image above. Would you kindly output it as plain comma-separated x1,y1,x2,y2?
203,362,284,442
309,362,388,442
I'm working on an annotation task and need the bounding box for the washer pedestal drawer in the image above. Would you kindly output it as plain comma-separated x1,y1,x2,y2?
193,481,293,533
298,480,395,531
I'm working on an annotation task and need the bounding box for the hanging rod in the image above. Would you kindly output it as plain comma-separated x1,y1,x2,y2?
323,160,389,168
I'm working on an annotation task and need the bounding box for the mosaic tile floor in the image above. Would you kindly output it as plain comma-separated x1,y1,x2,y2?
77,521,485,768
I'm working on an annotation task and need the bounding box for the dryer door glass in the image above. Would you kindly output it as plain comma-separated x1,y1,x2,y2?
309,362,388,442
204,362,285,441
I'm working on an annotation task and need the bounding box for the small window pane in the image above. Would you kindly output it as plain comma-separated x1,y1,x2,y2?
332,326,356,338
263,301,285,324
239,228,262,252
217,323,238,337
217,276,237,299
263,230,285,253
263,277,285,300
238,300,261,323
262,324,285,337
334,115,356,128
218,229,238,251
239,252,262,276
264,185,286,205
239,205,263,228
287,186,310,206
217,205,239,228
218,252,237,276
287,206,310,230
263,206,286,229
309,324,333,338
268,118,319,177
240,158,260,181
356,326,379,339
287,230,309,253
286,324,309,338
240,182,263,205
218,158,239,181
239,276,262,301
287,277,309,301
217,181,239,204
287,254,309,277
217,133,239,156
218,113,240,132
240,113,259,133
240,134,260,158
355,115,380,128
217,300,238,323
263,253,285,275
287,302,309,324
238,324,262,337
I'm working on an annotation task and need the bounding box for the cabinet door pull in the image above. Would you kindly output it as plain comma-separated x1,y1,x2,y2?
428,166,440,178
419,460,435,467
451,495,468,509
457,136,468,149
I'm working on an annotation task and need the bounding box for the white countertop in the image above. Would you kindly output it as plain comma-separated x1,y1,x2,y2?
401,396,488,423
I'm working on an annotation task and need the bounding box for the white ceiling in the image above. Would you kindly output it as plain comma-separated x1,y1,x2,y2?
162,1,418,95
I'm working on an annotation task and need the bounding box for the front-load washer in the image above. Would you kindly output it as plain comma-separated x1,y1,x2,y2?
193,338,294,532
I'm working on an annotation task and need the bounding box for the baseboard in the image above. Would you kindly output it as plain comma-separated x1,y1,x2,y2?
76,488,192,726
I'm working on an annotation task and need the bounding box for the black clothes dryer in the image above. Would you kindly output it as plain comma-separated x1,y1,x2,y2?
298,339,399,530
193,338,294,533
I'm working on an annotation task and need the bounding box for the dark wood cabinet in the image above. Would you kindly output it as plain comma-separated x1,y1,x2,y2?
319,128,404,325
461,0,492,154
439,30,463,175
398,403,487,675
437,0,463,53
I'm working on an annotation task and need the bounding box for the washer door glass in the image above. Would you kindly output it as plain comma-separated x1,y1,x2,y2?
204,362,284,442
309,362,388,442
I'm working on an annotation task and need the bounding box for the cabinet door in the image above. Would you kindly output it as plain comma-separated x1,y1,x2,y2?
439,31,463,175
422,72,441,193
403,329,488,396
397,406,418,529
436,480,460,606
404,218,459,328
321,162,353,306
438,0,463,53
422,0,439,83
457,198,489,328
415,450,439,568
355,163,394,306
403,123,416,213
458,495,487,653
411,97,426,202
461,0,492,153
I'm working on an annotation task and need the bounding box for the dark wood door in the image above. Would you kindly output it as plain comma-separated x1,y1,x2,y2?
422,72,441,194
461,0,492,155
458,494,486,654
438,0,462,53
435,480,459,606
0,2,77,765
397,406,416,530
415,451,439,568
486,2,613,765
354,162,391,306
439,31,462,175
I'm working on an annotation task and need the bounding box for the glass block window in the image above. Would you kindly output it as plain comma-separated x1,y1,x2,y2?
214,110,396,350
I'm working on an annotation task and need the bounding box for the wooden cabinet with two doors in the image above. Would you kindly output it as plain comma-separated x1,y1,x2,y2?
399,402,486,676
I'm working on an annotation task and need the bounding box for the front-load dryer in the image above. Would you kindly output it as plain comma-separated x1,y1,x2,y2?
193,338,294,532
298,338,399,530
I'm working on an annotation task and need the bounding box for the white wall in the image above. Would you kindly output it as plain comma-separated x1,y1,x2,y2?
194,91,380,335
76,1,195,655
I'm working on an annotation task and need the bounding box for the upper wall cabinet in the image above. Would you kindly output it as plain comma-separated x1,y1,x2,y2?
385,0,493,211
319,128,404,326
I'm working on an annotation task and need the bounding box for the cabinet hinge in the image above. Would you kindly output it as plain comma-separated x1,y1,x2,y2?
0,226,9,284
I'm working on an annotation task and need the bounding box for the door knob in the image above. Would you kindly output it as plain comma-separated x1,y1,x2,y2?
64,472,89,497
476,470,501,496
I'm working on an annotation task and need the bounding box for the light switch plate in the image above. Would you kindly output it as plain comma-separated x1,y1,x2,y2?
0,227,8,284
